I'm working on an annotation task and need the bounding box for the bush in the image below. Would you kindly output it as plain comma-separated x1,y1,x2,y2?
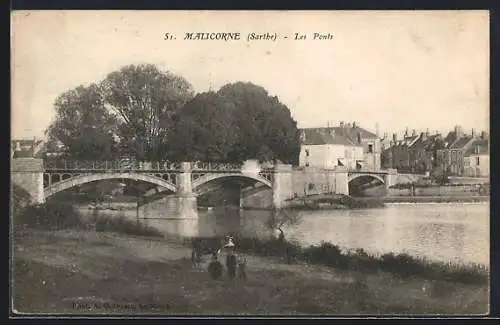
14,201,84,231
11,184,31,217
184,235,488,285
93,215,164,238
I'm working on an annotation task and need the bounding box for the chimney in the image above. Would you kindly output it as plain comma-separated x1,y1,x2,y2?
481,131,486,139
471,128,475,138
420,132,426,140
392,133,397,142
454,125,463,138
404,127,409,138
412,129,416,137
339,121,344,128
357,132,362,144
425,128,429,137
352,121,357,128
347,122,352,128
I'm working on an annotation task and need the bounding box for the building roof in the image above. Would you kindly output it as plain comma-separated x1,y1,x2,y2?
300,127,363,146
443,131,459,148
449,136,473,149
465,139,489,156
336,125,378,140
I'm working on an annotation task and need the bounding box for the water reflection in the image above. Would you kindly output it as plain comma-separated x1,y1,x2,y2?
79,201,489,266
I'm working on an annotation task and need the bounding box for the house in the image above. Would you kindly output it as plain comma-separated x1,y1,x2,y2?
299,122,380,170
299,127,363,169
463,133,489,177
381,128,419,172
436,126,477,176
11,138,44,158
407,131,444,174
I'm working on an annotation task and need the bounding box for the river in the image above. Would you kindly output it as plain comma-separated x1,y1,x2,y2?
79,201,489,266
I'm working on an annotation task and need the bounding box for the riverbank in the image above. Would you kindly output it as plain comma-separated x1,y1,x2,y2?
12,229,488,315
380,195,490,204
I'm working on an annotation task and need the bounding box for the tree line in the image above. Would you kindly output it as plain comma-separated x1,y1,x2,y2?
42,64,300,165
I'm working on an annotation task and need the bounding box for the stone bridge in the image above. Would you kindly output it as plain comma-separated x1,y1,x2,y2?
11,158,424,210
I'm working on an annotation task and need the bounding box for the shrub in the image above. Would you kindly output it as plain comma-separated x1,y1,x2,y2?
11,184,31,217
14,201,84,231
184,235,488,285
93,215,163,238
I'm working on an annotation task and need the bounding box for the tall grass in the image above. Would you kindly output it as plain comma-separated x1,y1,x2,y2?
185,235,488,285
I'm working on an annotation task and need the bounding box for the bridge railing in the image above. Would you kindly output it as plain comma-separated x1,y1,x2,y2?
192,162,243,172
43,159,183,171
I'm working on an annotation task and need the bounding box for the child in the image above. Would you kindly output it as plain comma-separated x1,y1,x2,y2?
207,253,222,280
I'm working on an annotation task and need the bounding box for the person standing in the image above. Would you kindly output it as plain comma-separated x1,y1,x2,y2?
226,250,237,280
237,254,247,281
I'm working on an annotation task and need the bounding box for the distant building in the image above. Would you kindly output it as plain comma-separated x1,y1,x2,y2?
381,128,419,173
299,122,380,170
436,126,479,176
11,138,44,158
463,134,489,177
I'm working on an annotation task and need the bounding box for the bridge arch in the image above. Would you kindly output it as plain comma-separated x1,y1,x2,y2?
348,173,386,185
192,173,272,193
44,172,177,199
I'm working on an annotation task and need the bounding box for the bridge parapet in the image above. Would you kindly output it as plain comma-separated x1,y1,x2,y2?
43,159,183,172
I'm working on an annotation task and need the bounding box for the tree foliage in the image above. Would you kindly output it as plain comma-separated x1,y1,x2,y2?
45,64,195,161
100,64,195,160
169,82,300,163
46,67,299,164
45,84,119,160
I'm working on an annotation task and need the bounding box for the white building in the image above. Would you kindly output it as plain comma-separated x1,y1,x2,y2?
299,122,381,170
463,138,489,177
299,127,363,169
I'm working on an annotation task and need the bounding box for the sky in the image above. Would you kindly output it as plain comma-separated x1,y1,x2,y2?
11,10,489,140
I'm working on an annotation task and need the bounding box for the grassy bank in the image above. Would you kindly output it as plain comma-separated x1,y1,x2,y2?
13,229,488,315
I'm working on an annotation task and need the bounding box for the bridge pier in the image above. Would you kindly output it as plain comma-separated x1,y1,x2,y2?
334,167,349,195
176,162,198,220
384,168,398,189
272,163,293,209
11,158,45,204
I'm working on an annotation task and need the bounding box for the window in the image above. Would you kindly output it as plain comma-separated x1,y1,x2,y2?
368,144,373,153
477,157,480,166
305,149,309,157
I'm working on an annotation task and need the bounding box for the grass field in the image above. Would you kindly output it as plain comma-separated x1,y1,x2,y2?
12,229,489,316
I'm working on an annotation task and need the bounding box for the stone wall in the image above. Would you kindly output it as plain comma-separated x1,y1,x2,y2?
240,188,273,209
291,167,336,197
11,158,45,204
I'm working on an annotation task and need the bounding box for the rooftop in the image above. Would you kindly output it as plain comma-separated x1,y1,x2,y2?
300,127,362,146
465,139,489,156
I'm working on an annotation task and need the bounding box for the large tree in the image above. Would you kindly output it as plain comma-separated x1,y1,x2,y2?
169,82,301,164
217,82,300,164
100,64,195,160
45,84,119,160
168,92,240,162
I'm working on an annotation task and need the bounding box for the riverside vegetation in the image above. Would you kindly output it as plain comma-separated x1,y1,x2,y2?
12,197,489,314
